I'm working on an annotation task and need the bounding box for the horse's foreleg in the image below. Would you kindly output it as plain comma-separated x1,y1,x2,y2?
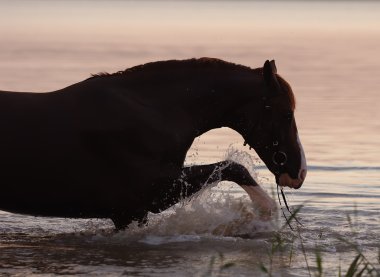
180,161,258,195
154,161,276,217
188,161,276,217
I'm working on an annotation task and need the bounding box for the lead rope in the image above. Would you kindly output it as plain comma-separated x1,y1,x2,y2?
276,183,303,230
272,139,303,230
276,183,293,230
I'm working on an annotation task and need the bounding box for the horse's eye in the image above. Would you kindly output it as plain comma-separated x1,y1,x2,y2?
264,105,272,115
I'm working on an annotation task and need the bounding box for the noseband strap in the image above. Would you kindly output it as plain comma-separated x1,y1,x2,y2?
271,138,287,175
272,151,287,166
243,97,288,175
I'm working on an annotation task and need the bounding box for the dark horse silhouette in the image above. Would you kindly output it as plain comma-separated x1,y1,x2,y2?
0,58,307,229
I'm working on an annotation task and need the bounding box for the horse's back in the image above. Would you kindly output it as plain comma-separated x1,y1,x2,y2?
0,81,191,219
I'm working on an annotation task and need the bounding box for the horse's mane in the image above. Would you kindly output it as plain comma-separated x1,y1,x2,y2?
90,57,295,109
90,58,255,79
277,75,296,110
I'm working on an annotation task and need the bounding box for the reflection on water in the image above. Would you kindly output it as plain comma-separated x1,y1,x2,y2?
0,0,379,276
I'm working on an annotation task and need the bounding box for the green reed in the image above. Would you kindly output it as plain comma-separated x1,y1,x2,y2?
201,252,236,277
200,204,379,277
258,204,380,277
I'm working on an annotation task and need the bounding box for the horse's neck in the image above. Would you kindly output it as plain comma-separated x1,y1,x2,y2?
89,66,264,136
182,73,263,136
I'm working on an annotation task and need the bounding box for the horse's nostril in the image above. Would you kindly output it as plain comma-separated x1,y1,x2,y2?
294,180,303,189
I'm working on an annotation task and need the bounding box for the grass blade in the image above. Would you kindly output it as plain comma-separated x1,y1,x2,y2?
315,249,323,277
345,253,362,277
259,262,269,274
355,262,368,277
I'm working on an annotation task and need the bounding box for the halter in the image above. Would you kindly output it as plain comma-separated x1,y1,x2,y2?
243,96,288,176
243,96,302,230
271,139,287,175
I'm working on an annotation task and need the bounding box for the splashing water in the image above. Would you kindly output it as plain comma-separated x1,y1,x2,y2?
110,145,278,245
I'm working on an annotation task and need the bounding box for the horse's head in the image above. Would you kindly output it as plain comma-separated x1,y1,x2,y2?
242,60,307,189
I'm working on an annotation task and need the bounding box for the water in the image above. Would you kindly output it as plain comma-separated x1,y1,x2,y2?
0,0,379,276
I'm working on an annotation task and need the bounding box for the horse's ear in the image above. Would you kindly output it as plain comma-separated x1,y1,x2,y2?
263,60,281,94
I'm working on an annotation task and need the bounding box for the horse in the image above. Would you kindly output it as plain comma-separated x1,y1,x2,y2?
0,58,307,229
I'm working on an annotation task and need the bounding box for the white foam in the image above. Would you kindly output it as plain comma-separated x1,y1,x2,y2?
109,146,278,243
112,189,277,245
224,144,259,179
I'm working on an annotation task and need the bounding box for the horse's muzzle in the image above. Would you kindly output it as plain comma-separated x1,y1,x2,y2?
277,171,305,189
